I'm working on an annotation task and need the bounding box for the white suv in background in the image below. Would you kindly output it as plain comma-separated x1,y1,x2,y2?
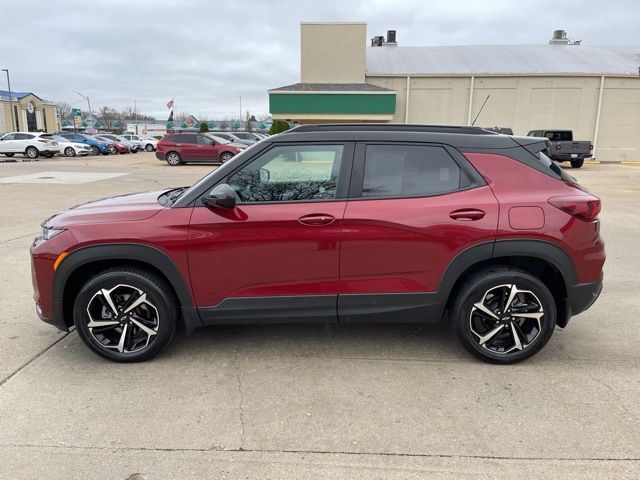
123,134,157,152
0,132,60,159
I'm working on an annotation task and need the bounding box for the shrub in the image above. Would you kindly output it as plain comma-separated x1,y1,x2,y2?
269,120,290,135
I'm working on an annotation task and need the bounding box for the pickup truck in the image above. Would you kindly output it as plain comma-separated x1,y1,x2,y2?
527,130,592,168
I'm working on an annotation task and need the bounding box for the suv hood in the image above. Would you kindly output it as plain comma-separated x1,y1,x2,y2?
47,190,168,227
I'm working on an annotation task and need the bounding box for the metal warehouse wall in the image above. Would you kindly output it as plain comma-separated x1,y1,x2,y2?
367,75,640,162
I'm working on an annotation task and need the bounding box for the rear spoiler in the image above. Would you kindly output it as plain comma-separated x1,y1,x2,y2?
511,136,552,156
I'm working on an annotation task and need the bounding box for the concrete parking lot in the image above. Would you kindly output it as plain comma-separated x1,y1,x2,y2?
0,153,638,479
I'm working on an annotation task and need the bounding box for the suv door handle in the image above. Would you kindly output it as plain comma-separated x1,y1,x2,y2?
298,214,335,226
449,209,486,221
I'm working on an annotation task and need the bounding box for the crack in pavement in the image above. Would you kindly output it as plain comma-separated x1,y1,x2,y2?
0,232,39,244
0,443,638,463
0,332,70,388
233,350,246,451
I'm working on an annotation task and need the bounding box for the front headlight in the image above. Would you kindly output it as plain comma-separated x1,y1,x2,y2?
42,225,65,240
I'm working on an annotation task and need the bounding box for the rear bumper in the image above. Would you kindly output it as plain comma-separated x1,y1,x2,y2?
551,153,593,161
569,277,603,316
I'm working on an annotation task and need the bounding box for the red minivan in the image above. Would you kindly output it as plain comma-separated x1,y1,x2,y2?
155,132,242,165
31,124,604,364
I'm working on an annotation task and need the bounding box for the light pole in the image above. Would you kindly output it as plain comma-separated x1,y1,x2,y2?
73,90,91,115
239,96,242,125
2,68,16,131
134,99,138,135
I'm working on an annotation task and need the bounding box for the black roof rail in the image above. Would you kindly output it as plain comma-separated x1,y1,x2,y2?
286,124,494,135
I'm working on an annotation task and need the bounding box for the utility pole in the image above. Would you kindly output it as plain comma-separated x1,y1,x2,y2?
239,96,242,124
134,99,138,135
73,90,91,115
1,68,16,131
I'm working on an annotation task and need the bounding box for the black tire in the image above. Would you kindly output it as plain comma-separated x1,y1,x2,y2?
64,147,76,157
451,268,556,364
145,144,155,152
25,146,39,159
44,153,54,158
90,146,100,156
4,153,15,157
166,151,182,166
219,151,233,163
570,158,584,168
73,268,178,362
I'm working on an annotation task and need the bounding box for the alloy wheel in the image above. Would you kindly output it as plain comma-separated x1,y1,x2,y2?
469,284,544,355
167,153,181,165
86,284,160,354
26,147,38,158
65,147,75,157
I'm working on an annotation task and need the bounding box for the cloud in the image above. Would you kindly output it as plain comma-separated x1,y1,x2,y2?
2,0,637,120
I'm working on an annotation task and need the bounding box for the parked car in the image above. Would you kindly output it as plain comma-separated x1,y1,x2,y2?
123,134,157,152
527,130,592,168
52,135,91,157
95,136,130,154
231,131,264,143
206,134,248,151
31,124,605,363
208,131,254,146
0,132,60,159
155,132,242,165
97,134,140,153
55,132,112,156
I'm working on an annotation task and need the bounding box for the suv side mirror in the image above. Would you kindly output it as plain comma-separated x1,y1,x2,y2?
201,184,237,209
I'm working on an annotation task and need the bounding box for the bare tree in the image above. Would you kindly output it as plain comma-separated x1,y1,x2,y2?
55,101,72,119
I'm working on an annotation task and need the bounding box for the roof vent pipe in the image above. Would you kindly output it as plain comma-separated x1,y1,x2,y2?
386,30,397,44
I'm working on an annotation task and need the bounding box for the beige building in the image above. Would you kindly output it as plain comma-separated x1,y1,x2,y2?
270,23,640,162
0,90,58,134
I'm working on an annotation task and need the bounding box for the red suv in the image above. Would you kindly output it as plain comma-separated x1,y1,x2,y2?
156,132,242,165
31,125,605,363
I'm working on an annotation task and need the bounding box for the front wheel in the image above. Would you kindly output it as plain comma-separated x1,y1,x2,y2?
145,144,155,152
570,158,584,168
90,146,100,156
219,152,233,163
166,152,182,166
25,146,39,159
64,147,76,157
73,268,178,362
451,268,556,364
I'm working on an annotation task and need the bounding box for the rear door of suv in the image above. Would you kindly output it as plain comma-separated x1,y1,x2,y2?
338,142,499,322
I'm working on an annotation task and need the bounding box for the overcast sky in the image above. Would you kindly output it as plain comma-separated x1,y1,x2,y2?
2,0,638,120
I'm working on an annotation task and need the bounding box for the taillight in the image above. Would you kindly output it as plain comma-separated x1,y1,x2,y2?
37,139,48,143
555,144,561,150
589,144,593,150
548,195,601,221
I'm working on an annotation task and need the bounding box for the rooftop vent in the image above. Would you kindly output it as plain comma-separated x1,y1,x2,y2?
371,35,384,47
371,29,398,47
549,29,581,45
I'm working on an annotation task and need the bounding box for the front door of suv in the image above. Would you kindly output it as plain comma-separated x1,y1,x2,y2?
188,142,354,323
338,143,499,322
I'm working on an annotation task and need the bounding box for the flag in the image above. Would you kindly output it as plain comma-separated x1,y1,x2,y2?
166,99,174,109
168,110,174,122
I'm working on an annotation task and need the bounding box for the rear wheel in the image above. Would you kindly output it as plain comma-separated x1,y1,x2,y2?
73,268,178,362
451,268,556,364
570,158,584,168
166,152,182,166
220,151,233,163
64,147,76,157
25,146,39,159
145,144,154,152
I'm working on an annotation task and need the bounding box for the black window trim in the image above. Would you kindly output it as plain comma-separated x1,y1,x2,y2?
348,141,486,201
194,141,356,206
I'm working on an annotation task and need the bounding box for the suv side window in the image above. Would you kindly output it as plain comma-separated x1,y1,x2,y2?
1,134,15,141
182,134,198,144
362,144,466,198
15,133,34,140
197,135,212,145
228,144,344,203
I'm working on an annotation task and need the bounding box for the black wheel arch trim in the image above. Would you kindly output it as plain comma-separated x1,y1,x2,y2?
53,243,202,333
